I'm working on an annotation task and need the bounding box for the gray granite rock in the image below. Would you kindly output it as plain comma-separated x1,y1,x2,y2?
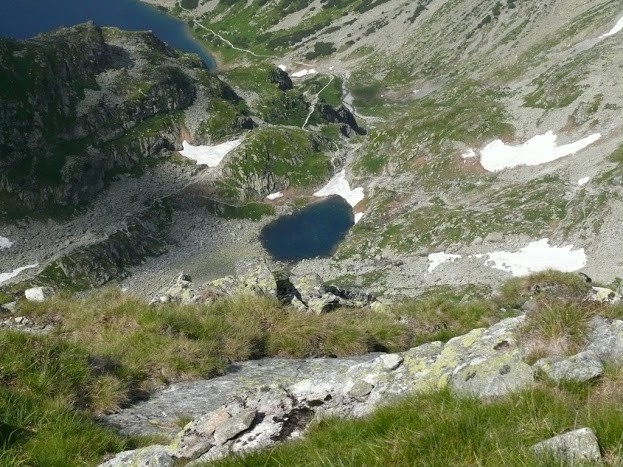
532,428,602,465
534,351,603,383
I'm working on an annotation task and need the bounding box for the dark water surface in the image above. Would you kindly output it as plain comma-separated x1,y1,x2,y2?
261,196,354,262
0,0,215,67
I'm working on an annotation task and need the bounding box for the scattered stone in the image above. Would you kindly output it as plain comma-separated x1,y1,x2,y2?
484,232,504,243
1,301,16,312
589,286,622,304
348,380,374,399
531,428,602,465
586,317,623,365
24,286,55,302
534,351,603,383
213,409,257,445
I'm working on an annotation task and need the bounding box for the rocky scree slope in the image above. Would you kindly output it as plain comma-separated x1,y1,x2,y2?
151,0,623,293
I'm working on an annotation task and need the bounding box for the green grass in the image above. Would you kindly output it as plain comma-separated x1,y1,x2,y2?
209,379,623,466
18,290,412,400
218,127,332,201
0,332,133,466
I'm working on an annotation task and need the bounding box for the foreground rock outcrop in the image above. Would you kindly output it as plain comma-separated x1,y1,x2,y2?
102,303,623,465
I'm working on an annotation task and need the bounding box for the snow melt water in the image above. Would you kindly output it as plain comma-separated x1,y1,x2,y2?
179,139,242,167
480,131,601,172
484,239,586,277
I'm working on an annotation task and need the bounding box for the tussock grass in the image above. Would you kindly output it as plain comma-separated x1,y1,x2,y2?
18,290,410,409
390,286,505,345
520,299,595,361
0,331,131,466
497,270,591,309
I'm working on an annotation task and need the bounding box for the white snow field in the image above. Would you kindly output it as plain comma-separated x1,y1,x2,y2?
354,212,364,224
313,169,364,207
428,252,462,272
179,140,242,167
291,68,316,78
0,264,38,286
479,131,601,172
277,64,287,71
266,192,284,200
484,239,586,277
0,237,13,249
578,177,590,186
601,14,623,38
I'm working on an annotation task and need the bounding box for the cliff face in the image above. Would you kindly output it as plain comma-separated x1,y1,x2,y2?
0,22,201,215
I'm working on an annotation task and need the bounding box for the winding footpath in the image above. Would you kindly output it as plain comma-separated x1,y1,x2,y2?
302,75,335,129
177,2,276,59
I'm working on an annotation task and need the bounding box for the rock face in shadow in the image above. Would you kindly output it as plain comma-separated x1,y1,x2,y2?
0,22,240,217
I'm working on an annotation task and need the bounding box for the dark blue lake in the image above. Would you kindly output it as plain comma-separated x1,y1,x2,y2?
0,0,215,68
261,196,354,262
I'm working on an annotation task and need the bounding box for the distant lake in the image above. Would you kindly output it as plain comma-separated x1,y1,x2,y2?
261,196,354,262
0,0,215,68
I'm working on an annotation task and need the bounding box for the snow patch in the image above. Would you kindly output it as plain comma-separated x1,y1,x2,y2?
354,212,364,224
578,177,590,186
0,237,13,249
428,252,462,272
179,139,242,167
266,192,284,200
480,131,601,172
484,239,586,277
0,264,38,286
601,15,623,38
461,149,477,159
313,169,364,208
277,64,287,71
291,68,316,78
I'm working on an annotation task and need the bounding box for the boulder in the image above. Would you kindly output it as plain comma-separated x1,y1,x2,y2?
24,286,55,302
163,273,196,304
100,446,174,467
586,317,623,365
290,273,324,304
531,428,602,465
534,351,603,383
234,258,278,297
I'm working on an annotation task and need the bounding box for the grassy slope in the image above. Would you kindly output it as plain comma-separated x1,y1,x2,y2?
0,271,615,465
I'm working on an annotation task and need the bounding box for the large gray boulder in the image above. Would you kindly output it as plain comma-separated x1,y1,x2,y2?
531,428,602,465
534,351,603,383
586,317,623,366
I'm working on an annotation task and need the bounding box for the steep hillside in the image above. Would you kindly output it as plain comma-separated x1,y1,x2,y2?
144,0,623,292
